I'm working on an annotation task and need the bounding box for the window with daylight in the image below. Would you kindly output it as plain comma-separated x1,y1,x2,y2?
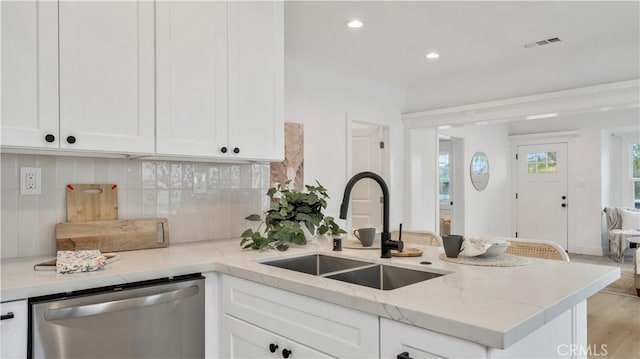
527,152,557,174
439,152,451,202
632,143,640,208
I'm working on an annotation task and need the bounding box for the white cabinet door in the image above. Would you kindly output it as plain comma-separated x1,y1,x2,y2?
58,0,154,154
1,300,28,359
156,1,284,161
380,318,486,359
156,1,229,157
1,0,58,149
227,1,284,161
223,315,334,359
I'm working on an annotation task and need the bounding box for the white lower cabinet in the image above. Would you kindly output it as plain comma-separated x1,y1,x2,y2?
1,300,28,359
222,275,378,358
223,315,333,359
380,318,487,359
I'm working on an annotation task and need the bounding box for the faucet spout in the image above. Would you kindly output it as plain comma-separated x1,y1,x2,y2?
339,171,403,258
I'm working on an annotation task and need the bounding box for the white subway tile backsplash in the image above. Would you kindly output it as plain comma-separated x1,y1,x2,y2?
0,154,270,258
170,163,182,189
126,161,142,189
218,164,230,188
182,163,194,189
142,161,156,189
156,162,170,189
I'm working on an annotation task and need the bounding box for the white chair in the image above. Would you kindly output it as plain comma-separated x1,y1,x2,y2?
497,237,570,262
391,230,443,247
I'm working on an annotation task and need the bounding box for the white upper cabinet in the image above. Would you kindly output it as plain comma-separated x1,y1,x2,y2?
1,0,154,155
156,1,229,157
227,1,284,161
156,1,284,161
1,0,58,149
58,1,155,154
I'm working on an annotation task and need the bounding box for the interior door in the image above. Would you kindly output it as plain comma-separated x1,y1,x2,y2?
351,124,385,230
516,143,568,249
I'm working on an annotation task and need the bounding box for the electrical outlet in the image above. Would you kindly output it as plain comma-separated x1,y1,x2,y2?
193,172,207,194
20,167,42,195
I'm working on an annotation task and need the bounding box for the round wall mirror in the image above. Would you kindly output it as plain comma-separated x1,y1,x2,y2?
470,152,490,191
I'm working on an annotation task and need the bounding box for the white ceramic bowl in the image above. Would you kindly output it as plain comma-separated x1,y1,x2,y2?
478,243,510,258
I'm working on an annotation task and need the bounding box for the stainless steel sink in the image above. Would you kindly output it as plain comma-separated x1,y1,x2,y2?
326,264,443,290
261,254,446,290
261,254,373,275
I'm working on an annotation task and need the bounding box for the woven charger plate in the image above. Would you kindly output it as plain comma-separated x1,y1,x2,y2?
438,253,530,267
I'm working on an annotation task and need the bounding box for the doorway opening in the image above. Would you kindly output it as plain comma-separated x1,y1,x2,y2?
350,121,389,231
438,136,464,236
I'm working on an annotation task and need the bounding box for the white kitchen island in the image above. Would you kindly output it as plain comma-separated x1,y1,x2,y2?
0,238,619,358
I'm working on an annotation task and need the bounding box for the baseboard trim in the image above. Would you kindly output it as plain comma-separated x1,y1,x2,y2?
572,246,603,256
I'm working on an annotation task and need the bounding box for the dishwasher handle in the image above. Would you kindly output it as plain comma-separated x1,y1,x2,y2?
44,285,199,321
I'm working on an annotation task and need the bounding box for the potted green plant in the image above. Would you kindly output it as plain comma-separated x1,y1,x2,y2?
241,181,346,251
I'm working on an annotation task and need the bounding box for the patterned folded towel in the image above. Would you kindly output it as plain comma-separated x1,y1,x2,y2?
56,250,107,274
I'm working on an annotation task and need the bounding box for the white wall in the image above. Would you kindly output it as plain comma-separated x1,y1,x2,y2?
439,124,512,238
285,58,406,232
405,127,438,231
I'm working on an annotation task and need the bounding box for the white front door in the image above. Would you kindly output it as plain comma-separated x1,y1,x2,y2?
351,124,385,230
516,143,568,249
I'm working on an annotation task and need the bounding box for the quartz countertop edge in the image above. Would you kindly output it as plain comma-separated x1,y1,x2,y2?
0,238,620,349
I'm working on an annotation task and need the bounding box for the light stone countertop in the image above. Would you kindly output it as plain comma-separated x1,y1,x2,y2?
0,238,619,349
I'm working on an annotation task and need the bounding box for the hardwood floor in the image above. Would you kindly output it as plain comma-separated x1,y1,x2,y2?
587,292,639,359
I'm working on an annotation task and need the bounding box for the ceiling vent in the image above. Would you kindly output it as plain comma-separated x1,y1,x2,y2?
524,37,562,48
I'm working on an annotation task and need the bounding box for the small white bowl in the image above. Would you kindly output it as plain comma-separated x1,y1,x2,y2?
478,243,510,258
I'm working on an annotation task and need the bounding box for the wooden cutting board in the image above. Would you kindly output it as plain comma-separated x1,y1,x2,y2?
56,218,170,252
66,184,118,222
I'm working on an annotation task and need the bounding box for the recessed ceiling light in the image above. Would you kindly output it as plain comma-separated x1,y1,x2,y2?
426,52,440,59
347,19,363,29
525,113,558,120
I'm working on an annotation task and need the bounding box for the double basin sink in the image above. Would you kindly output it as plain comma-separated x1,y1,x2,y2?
260,254,446,290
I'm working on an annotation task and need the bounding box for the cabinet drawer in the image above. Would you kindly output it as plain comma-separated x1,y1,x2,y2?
223,315,334,359
222,275,378,358
380,318,486,359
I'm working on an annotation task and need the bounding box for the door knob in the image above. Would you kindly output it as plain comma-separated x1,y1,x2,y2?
269,343,278,353
282,349,292,358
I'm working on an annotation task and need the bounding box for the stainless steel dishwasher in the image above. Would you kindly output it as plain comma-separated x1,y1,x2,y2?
29,273,204,359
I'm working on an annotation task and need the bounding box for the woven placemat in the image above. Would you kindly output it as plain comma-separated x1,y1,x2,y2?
438,253,530,267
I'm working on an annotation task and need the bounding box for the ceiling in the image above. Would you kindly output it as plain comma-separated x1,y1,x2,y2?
285,1,640,112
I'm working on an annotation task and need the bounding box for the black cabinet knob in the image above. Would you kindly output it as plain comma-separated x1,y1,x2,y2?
282,349,292,358
233,147,240,154
269,343,278,353
66,135,76,144
562,195,567,200
561,203,567,208
1,312,15,321
45,134,56,143
397,351,413,359
220,147,228,154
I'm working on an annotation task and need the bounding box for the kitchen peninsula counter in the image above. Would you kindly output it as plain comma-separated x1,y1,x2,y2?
0,238,619,349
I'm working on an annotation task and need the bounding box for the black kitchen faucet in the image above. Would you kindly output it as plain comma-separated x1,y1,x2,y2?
339,172,403,258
